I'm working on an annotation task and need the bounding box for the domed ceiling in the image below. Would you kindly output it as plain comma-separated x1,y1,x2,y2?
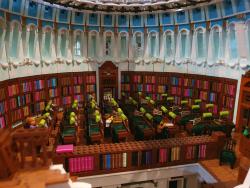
40,0,213,12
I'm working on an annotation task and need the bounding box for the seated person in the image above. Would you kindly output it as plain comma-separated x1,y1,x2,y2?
24,116,48,129
156,116,169,139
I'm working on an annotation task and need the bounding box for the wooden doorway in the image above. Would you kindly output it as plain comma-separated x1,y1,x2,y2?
99,61,118,103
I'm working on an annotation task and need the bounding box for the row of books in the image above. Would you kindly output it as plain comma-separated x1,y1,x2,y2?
34,80,45,90
211,82,222,92
49,88,59,98
183,78,195,87
171,77,182,86
199,91,208,101
133,75,143,83
0,101,8,115
183,88,193,97
69,156,95,173
34,102,45,112
170,147,181,161
121,84,130,91
62,87,72,96
34,91,45,101
144,76,156,84
73,76,84,85
171,87,182,96
23,106,30,117
86,85,96,93
8,84,20,97
186,144,206,160
174,96,181,105
63,96,72,105
0,88,6,101
158,76,168,85
47,78,57,88
22,82,33,93
0,116,6,128
133,84,143,92
74,95,84,102
61,77,72,86
52,98,61,106
224,84,236,96
86,75,96,84
157,85,168,93
99,153,127,170
9,96,22,110
121,75,130,83
145,84,156,92
11,109,22,122
209,92,218,103
222,96,235,109
74,86,82,94
197,80,209,90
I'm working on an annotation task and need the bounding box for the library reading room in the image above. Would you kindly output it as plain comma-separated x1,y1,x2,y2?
1,0,250,187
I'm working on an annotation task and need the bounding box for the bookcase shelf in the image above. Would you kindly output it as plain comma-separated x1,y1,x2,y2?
0,72,97,129
53,136,218,177
121,72,237,120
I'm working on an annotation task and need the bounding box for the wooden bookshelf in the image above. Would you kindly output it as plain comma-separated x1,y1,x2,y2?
121,72,237,120
121,71,131,98
53,135,218,177
0,72,97,129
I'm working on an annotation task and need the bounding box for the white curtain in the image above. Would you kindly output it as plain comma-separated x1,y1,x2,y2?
88,31,100,63
164,31,175,64
0,27,8,68
145,32,159,63
8,22,24,66
225,24,239,67
176,30,191,64
191,28,207,65
207,26,224,66
159,32,165,63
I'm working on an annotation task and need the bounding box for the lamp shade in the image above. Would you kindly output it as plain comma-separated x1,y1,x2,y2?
38,119,46,127
194,99,202,104
138,92,142,96
220,111,229,117
120,113,127,121
169,112,177,119
203,112,212,118
161,106,168,113
161,93,168,97
70,117,76,125
181,100,188,105
150,99,155,105
117,108,123,114
145,96,151,101
167,97,174,101
70,112,76,117
43,112,50,118
206,104,214,109
145,113,153,121
72,103,78,109
192,105,200,110
140,107,146,114
95,110,100,116
95,115,101,123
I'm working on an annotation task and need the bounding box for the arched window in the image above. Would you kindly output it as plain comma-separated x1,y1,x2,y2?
104,32,113,57
164,30,175,61
43,27,52,58
0,18,7,67
58,29,68,59
74,31,82,56
148,32,159,58
119,32,128,60
9,21,23,65
197,28,206,59
228,24,238,60
180,30,188,58
88,31,98,59
207,26,224,65
26,25,36,59
133,32,144,60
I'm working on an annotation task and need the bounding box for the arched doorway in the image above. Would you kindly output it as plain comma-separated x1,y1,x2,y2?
99,61,118,103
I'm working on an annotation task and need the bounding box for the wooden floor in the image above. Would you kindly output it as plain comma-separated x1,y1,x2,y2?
200,133,242,188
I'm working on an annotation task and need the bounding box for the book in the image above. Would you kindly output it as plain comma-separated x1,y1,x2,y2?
56,144,74,153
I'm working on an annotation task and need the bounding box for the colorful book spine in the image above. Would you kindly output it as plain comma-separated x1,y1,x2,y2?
158,76,168,85
23,106,30,117
121,74,130,83
170,147,181,161
0,116,6,128
0,101,8,115
184,88,193,97
49,88,59,98
73,86,81,94
86,75,96,84
63,96,72,105
35,102,45,112
224,84,236,96
62,87,72,96
171,77,182,86
198,144,206,159
211,82,222,92
8,84,20,97
11,109,22,122
184,79,195,87
47,78,57,88
73,76,83,85
34,91,45,101
199,91,208,101
61,77,71,86
121,84,130,91
34,80,45,90
69,156,94,173
159,148,168,163
86,85,96,93
74,95,84,102
157,85,168,93
0,88,6,101
171,87,182,95
133,75,142,83
22,82,32,93
209,92,217,102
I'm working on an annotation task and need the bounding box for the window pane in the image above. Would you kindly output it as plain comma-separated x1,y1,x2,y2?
197,31,204,58
74,34,81,56
44,31,51,58
60,33,67,57
181,33,187,58
121,35,127,58
150,35,156,57
166,34,172,57
11,24,19,58
229,26,238,59
212,29,219,60
28,29,35,58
